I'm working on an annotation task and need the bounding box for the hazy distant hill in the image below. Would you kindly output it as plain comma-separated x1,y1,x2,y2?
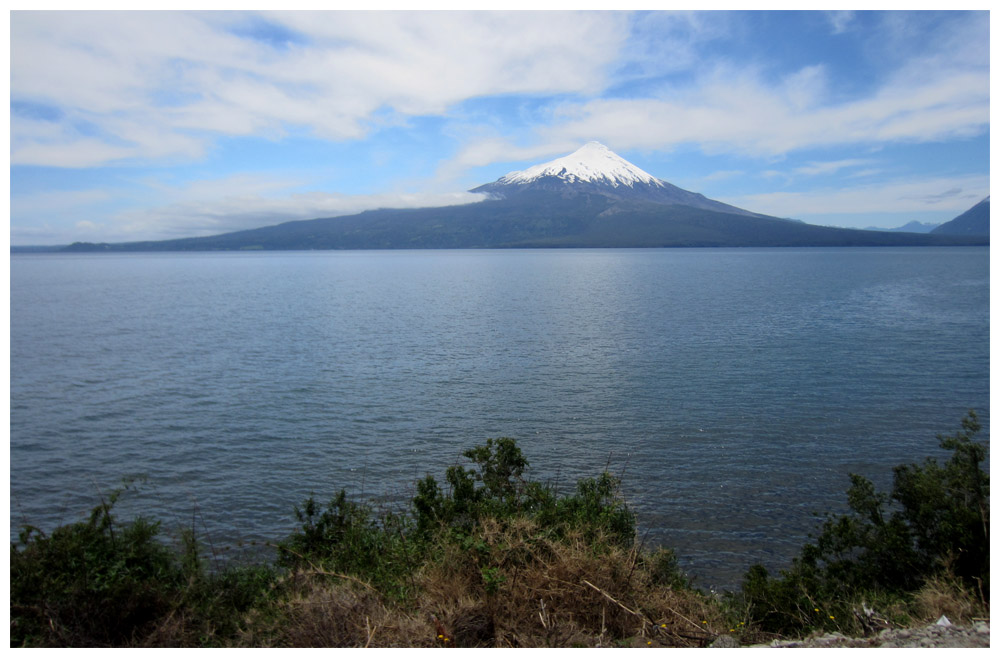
38,143,989,252
931,197,990,236
866,221,941,233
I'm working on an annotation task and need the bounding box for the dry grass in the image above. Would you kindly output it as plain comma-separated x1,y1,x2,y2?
248,517,727,648
911,575,989,626
223,561,991,648
238,570,436,648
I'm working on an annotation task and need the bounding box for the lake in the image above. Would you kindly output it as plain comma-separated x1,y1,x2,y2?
9,247,990,589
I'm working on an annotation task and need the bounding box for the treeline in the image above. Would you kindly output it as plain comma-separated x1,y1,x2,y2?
10,414,989,647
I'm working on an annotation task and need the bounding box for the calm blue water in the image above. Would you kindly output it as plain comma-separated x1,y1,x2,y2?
9,248,989,588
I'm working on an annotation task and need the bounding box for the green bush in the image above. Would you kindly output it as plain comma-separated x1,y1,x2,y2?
412,437,536,535
551,471,636,548
893,412,989,586
276,489,419,600
277,437,635,600
646,546,691,590
737,412,990,637
10,485,185,646
10,482,283,647
181,561,281,643
411,437,635,548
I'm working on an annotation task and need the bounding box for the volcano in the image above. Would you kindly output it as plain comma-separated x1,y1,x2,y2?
472,141,760,217
58,143,987,252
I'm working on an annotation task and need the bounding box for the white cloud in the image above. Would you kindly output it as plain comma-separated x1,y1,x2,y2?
701,170,743,182
779,65,828,111
530,62,987,157
725,174,989,220
10,223,64,244
105,187,487,242
11,115,208,167
10,188,116,244
10,188,112,216
826,11,855,35
442,12,988,172
10,10,629,168
12,11,988,175
614,11,731,83
436,138,585,182
845,168,884,179
793,159,873,177
11,172,488,244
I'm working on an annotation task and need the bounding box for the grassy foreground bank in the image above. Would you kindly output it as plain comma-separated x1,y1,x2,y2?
10,414,989,647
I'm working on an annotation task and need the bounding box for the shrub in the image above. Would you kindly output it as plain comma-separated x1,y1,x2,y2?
10,482,285,647
411,437,635,548
266,437,703,647
736,412,990,638
10,485,185,646
275,490,419,601
412,437,539,535
893,412,989,587
549,471,636,548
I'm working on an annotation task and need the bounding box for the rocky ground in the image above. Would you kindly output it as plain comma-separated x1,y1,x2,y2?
742,618,990,648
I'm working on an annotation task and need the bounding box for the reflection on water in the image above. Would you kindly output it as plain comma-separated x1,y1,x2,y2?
10,248,989,589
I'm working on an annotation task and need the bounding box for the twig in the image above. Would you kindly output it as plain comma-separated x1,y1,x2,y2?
188,494,222,572
617,451,632,486
277,545,380,593
658,603,712,634
310,568,380,593
582,579,644,620
625,528,651,587
581,579,709,637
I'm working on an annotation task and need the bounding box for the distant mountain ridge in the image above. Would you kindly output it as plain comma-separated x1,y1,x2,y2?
931,197,990,236
21,143,989,252
866,221,941,234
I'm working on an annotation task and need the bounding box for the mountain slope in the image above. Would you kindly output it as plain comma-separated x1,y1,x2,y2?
471,142,760,217
54,143,988,252
931,197,990,236
61,193,986,252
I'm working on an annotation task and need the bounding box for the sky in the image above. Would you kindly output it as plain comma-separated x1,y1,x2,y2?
8,9,992,245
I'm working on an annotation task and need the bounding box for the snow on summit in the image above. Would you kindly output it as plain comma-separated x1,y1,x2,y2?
497,142,664,188
471,141,762,217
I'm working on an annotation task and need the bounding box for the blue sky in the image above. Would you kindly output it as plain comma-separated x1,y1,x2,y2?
9,9,991,245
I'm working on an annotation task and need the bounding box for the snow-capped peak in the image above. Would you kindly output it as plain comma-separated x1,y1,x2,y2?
496,142,664,189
